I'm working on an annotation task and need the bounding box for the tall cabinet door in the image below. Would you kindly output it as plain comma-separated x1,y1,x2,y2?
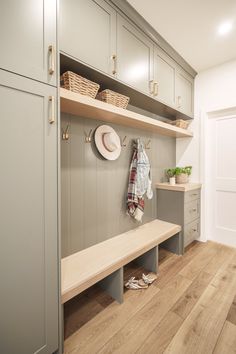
153,47,176,107
0,0,57,86
0,70,58,354
116,14,154,95
60,0,116,75
176,69,194,117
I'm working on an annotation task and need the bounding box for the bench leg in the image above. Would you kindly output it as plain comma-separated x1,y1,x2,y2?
99,268,124,304
161,232,183,255
134,246,159,274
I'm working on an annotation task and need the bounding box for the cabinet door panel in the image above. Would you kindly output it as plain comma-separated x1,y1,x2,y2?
117,14,154,95
0,0,57,86
184,219,200,247
0,70,58,354
60,0,116,75
176,69,194,116
154,47,176,106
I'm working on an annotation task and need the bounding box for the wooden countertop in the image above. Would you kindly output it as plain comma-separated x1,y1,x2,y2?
155,182,202,192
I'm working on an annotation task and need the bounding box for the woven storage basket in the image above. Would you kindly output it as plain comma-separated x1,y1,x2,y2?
60,71,100,98
176,173,189,184
96,89,130,109
171,119,189,129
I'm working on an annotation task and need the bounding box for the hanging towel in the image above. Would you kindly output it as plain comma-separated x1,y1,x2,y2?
127,139,153,222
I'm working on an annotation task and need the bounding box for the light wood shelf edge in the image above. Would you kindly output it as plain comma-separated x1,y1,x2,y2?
60,88,193,138
155,182,202,192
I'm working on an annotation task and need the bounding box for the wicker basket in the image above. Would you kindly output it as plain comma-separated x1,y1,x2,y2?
96,89,130,109
60,71,100,98
171,119,190,129
176,173,189,184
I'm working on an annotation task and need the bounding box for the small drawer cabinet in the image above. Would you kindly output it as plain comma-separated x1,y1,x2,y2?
156,183,201,253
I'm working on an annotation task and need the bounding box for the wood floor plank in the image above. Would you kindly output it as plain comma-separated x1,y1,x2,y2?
172,271,213,319
155,241,209,289
172,245,235,320
137,270,217,353
164,255,236,354
227,295,236,326
64,289,105,339
158,247,174,263
136,311,183,354
205,243,235,276
179,242,219,281
64,282,160,354
97,275,191,354
213,320,236,354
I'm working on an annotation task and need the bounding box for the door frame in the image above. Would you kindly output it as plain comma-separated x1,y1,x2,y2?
200,106,236,244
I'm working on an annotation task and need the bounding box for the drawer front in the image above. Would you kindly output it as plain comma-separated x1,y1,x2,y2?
184,219,200,247
184,199,200,224
185,189,201,203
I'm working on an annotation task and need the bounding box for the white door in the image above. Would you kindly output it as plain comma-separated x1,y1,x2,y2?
208,113,236,247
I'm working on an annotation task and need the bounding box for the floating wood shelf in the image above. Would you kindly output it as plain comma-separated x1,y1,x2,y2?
60,88,193,138
60,53,194,121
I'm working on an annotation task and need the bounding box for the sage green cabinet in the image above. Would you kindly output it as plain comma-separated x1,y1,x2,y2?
59,0,195,118
116,14,154,95
60,0,116,75
0,0,57,86
153,47,176,107
176,68,194,117
156,186,201,253
0,70,59,354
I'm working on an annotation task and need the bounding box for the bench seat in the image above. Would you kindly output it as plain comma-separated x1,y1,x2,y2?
61,219,181,304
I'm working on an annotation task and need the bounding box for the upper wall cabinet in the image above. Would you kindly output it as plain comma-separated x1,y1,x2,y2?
116,14,154,95
60,0,116,76
0,0,57,86
176,68,194,117
153,47,176,107
59,0,195,118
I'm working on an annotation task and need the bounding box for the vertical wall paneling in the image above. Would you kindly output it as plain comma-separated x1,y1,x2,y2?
61,114,176,257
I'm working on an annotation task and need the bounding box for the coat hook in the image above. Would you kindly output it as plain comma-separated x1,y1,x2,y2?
62,125,70,141
120,135,127,147
145,139,151,149
84,129,93,143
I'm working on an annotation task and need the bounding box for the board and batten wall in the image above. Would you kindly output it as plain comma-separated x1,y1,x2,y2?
61,113,176,258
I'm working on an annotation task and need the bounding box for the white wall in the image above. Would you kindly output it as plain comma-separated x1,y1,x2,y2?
176,59,236,245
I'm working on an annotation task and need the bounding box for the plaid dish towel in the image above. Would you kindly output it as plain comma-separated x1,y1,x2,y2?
127,139,153,222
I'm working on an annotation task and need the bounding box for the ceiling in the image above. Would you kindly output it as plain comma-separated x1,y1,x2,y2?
127,0,236,72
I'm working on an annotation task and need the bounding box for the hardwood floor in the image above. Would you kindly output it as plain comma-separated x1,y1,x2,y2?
64,241,236,354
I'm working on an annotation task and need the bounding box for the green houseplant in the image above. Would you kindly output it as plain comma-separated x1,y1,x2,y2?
175,166,192,184
166,168,176,185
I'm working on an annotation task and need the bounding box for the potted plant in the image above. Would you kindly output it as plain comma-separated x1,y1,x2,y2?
166,168,176,185
175,166,192,184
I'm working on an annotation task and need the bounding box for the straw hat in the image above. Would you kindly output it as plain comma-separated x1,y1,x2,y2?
94,125,121,160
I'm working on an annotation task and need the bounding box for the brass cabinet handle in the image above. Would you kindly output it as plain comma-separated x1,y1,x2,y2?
154,81,159,96
111,54,117,75
177,95,182,108
191,193,198,196
48,45,55,75
192,208,197,212
149,80,154,95
49,96,55,124
192,228,197,232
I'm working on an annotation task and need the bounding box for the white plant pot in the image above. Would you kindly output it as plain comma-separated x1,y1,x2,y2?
169,177,176,185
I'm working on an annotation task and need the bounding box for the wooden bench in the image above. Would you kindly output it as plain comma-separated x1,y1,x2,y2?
61,219,182,304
